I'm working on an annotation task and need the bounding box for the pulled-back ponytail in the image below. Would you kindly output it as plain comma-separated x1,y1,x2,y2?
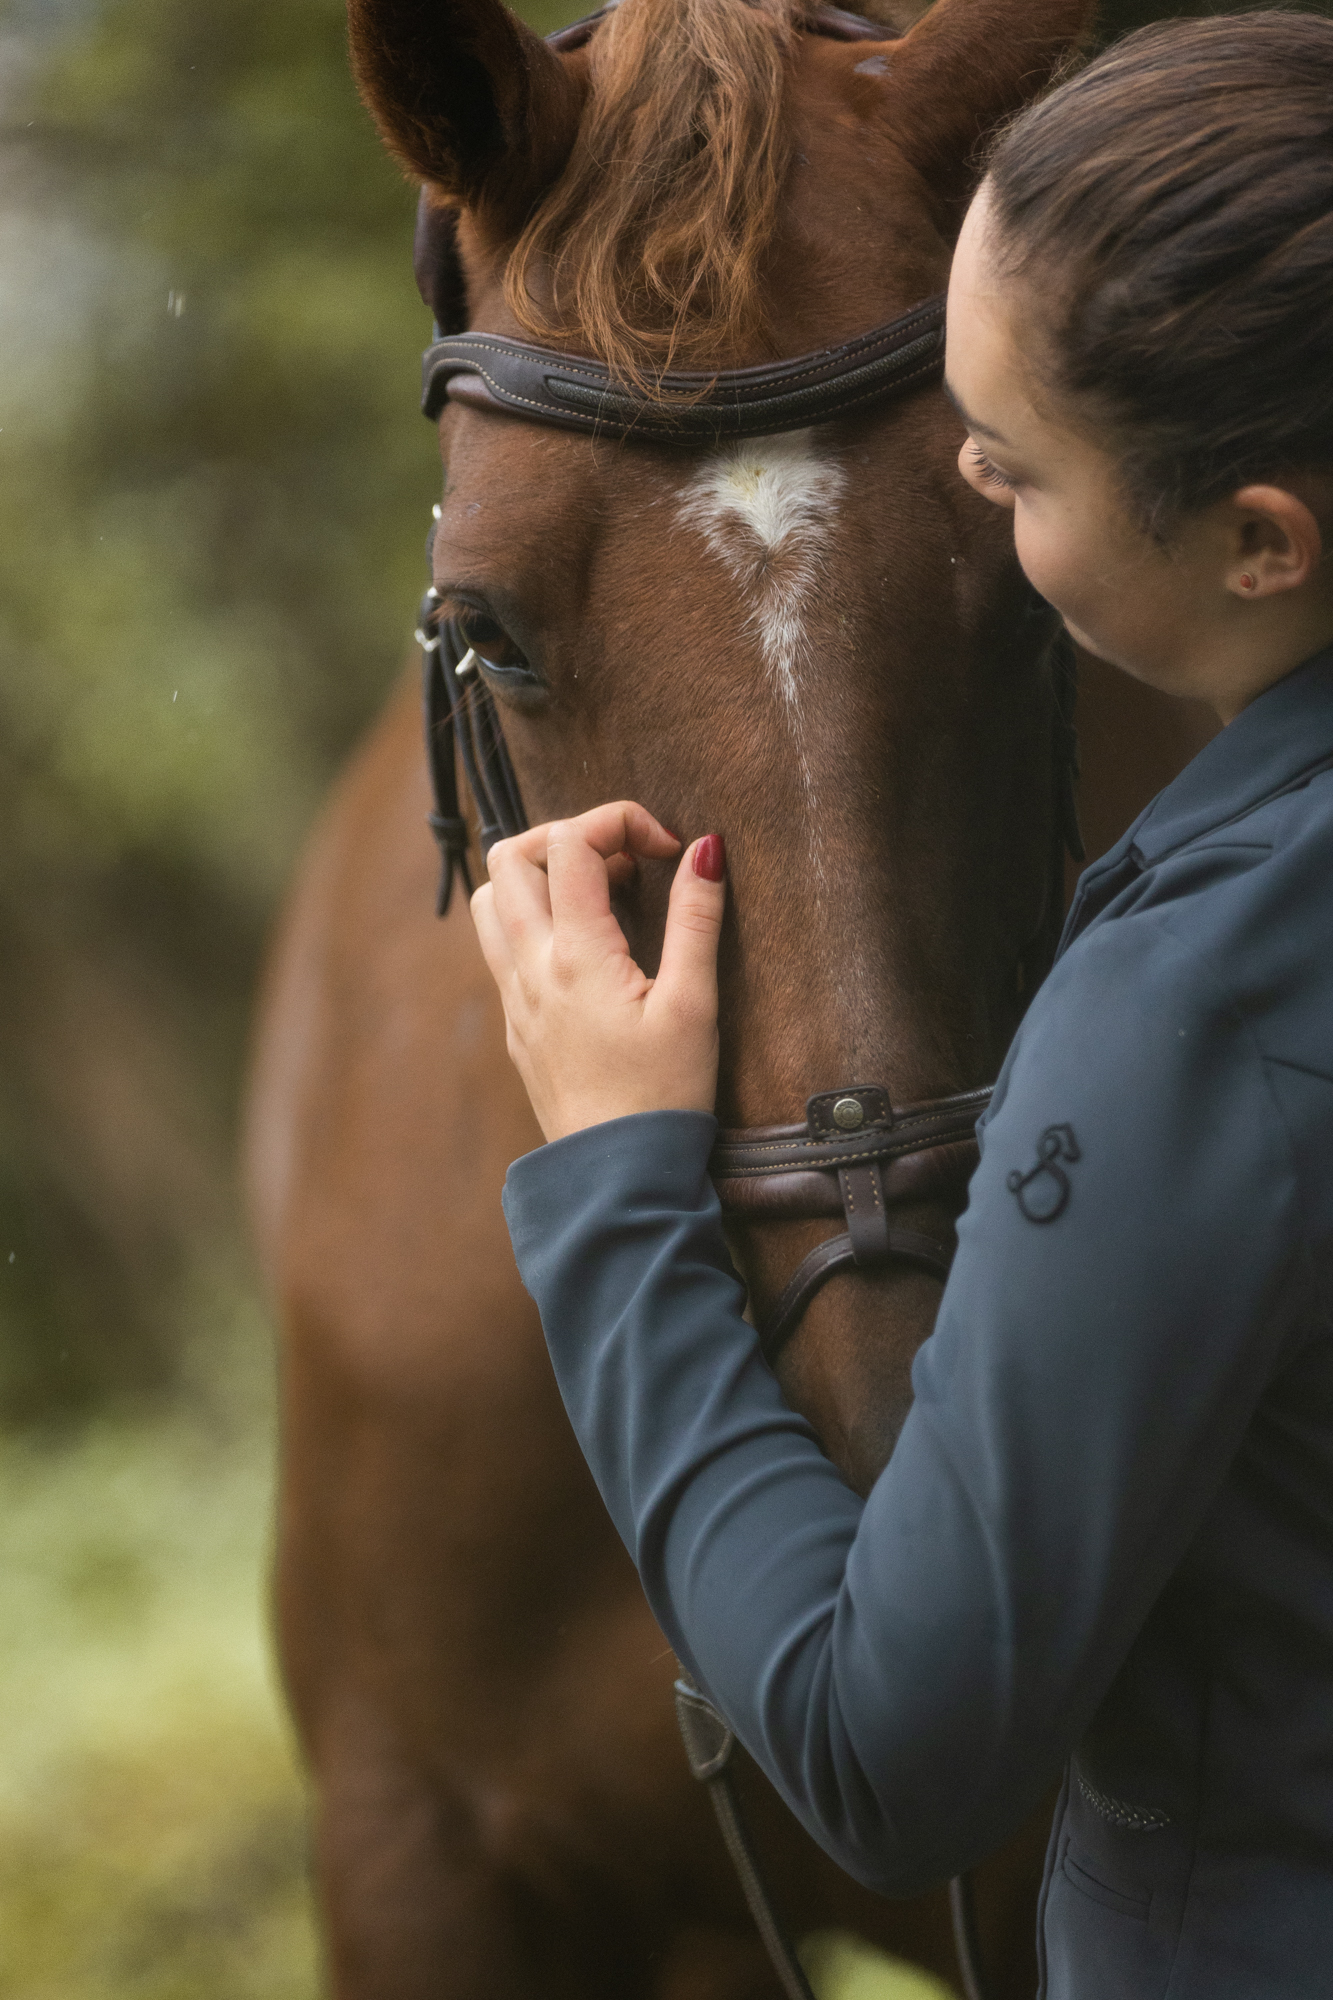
985,11,1333,531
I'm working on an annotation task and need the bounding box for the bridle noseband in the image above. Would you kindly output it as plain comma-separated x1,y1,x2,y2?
712,1084,995,1358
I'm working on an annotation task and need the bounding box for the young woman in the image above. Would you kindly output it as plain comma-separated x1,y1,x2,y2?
471,15,1333,1995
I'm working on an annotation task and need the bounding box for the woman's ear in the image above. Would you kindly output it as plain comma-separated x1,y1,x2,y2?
347,0,586,235
1226,485,1325,599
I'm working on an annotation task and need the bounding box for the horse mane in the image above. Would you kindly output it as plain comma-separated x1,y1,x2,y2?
504,0,801,388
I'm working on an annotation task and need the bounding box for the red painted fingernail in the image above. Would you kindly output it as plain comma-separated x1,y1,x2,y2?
662,827,681,843
693,834,726,882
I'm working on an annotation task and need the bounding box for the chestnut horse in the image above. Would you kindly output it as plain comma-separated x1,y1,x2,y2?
245,0,1214,1992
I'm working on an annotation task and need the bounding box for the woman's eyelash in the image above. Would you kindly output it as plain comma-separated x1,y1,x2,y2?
967,442,1017,490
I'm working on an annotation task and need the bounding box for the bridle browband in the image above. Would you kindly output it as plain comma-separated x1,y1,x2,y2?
411,8,1081,1994
421,298,947,446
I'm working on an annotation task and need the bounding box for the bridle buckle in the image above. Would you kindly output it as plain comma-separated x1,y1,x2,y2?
806,1085,893,1137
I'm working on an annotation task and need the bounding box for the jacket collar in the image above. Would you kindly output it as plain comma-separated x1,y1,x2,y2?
1128,644,1333,866
1059,644,1333,954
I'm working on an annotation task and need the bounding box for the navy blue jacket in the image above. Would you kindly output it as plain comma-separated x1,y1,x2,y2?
504,649,1333,1998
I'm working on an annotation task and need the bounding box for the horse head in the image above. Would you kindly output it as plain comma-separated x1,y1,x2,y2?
347,0,1095,1492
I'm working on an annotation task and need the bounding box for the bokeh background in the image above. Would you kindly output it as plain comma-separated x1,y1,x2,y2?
0,0,1324,1994
0,0,562,1987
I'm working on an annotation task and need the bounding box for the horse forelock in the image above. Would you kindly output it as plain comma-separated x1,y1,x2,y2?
503,0,801,391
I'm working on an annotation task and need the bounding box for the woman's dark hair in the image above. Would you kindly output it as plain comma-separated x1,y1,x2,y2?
984,11,1333,533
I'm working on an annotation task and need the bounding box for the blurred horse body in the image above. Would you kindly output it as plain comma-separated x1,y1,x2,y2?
245,1,1213,1993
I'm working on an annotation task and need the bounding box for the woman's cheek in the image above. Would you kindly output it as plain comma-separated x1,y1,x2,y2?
1012,508,1085,624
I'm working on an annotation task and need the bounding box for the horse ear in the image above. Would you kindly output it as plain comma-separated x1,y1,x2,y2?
346,0,586,230
889,0,1097,215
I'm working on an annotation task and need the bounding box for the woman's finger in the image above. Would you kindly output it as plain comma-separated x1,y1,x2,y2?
485,832,554,945
545,818,629,957
508,801,679,874
470,881,518,990
653,836,726,1020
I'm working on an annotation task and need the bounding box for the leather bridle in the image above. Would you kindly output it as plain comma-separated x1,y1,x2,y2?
414,2,1082,1359
412,9,1081,1995
421,297,948,444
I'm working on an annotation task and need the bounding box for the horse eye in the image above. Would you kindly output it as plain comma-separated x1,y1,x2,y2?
456,608,528,672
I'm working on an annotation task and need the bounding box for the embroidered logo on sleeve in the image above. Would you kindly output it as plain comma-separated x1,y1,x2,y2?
1007,1124,1080,1222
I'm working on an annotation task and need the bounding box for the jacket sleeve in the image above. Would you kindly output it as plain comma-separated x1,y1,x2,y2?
501,913,1302,1892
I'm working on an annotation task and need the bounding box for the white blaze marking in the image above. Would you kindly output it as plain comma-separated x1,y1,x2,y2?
678,430,844,708
677,432,844,882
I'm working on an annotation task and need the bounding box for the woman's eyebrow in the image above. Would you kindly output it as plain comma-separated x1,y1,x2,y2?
943,379,1010,446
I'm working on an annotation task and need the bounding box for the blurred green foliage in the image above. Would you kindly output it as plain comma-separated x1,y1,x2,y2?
0,0,417,1424
0,1386,318,1998
0,3,577,1992
0,0,565,1428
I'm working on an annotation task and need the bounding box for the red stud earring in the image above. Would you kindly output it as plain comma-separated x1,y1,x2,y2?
1239,572,1256,592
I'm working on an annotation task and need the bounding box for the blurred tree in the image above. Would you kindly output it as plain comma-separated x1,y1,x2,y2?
0,0,565,1425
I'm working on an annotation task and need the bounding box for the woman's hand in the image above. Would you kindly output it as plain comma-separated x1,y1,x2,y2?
471,802,727,1143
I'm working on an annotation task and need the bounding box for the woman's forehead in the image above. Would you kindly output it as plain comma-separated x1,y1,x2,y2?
945,210,1023,425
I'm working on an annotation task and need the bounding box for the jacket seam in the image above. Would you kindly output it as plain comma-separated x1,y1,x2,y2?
1263,1053,1333,1087
1035,1766,1070,1999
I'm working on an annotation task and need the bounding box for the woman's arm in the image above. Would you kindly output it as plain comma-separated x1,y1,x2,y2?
500,896,1304,1891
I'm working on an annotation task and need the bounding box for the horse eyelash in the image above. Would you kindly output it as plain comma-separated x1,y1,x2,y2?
967,441,1017,490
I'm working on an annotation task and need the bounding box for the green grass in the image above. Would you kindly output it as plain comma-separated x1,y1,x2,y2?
801,1932,957,2000
0,1339,320,1999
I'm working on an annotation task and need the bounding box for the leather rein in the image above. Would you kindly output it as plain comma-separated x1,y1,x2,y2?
416,171,1079,1359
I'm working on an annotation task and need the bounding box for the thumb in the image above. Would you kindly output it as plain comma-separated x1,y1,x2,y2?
654,836,726,1020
